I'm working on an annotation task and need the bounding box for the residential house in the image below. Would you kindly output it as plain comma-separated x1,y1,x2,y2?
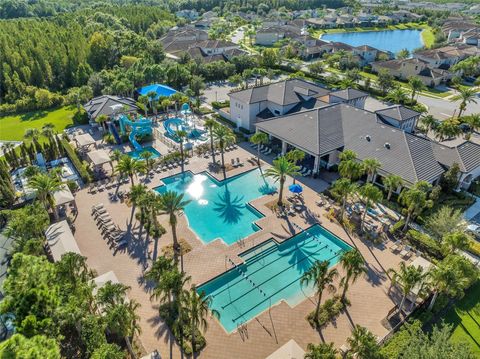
442,20,479,42
329,89,369,109
372,58,452,87
413,44,480,69
254,25,304,46
228,79,330,131
375,105,421,133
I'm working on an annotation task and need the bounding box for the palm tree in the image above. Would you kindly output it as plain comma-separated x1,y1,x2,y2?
285,149,306,184
96,114,109,131
181,287,219,358
175,130,188,172
159,191,191,266
339,149,357,162
358,184,383,231
347,325,382,359
434,119,461,141
362,158,381,183
383,174,403,201
249,132,269,165
387,262,426,314
106,300,142,358
427,261,469,311
441,231,470,256
399,182,432,231
451,87,478,118
331,178,358,220
386,87,408,104
28,172,62,215
138,95,149,116
463,113,480,137
41,122,56,138
212,125,236,173
96,281,130,307
139,151,155,174
146,90,158,119
109,149,122,174
264,156,300,206
339,249,367,302
300,260,338,324
408,76,425,102
204,118,218,164
420,115,438,135
304,342,338,359
339,152,364,180
115,155,145,186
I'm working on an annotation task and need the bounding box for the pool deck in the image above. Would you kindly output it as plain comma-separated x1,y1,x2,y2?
71,142,415,359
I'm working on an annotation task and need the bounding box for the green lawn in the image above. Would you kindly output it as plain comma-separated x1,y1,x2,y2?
421,27,435,49
443,281,480,356
0,106,78,141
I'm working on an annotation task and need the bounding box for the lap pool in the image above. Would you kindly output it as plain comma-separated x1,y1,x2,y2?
197,224,351,333
154,169,277,245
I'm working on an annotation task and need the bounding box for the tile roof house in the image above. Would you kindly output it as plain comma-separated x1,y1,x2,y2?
413,44,480,69
375,105,421,133
329,89,369,109
254,25,305,46
83,95,138,121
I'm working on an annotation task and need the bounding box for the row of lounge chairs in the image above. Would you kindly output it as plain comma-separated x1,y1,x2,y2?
204,144,238,158
153,159,189,173
230,157,244,167
298,166,312,177
89,177,129,194
251,144,273,156
390,241,415,259
91,203,127,248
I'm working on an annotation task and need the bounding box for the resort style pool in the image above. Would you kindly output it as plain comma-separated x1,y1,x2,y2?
321,29,423,54
127,146,161,160
197,224,351,333
154,169,277,244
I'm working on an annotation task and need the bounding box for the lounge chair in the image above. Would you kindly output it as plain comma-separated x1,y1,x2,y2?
400,245,412,258
236,157,243,166
390,240,401,252
264,148,272,155
92,203,104,212
303,170,311,177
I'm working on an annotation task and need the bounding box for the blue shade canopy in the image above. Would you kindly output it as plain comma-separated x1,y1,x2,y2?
138,83,177,100
288,184,303,193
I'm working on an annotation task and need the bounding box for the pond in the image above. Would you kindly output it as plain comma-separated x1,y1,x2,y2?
321,29,424,55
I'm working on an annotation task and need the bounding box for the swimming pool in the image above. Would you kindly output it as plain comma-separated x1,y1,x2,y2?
197,224,351,333
127,146,161,160
154,169,277,245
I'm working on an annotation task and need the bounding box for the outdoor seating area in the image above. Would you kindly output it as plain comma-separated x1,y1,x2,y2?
91,203,127,248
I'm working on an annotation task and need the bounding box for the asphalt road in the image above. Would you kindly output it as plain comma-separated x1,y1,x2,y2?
417,94,480,120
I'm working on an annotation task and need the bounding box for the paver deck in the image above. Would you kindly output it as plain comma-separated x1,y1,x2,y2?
71,143,410,359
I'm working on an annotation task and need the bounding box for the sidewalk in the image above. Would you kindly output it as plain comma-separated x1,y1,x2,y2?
464,194,480,221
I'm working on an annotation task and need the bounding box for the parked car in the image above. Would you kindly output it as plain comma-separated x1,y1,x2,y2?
467,224,480,239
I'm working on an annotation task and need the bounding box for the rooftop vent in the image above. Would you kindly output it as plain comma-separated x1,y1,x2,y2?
366,135,371,142
384,142,391,149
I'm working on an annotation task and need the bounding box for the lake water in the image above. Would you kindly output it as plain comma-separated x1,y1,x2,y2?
321,29,424,55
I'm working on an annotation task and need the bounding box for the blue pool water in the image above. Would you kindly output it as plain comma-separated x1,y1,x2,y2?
155,169,277,244
322,29,424,55
197,224,351,333
127,146,161,160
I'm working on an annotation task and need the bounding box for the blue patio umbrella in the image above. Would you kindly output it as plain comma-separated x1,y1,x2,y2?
288,184,303,194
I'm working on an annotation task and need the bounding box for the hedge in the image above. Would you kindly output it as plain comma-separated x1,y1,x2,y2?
61,138,92,184
406,229,443,259
212,114,237,128
468,239,480,257
239,127,253,135
211,100,230,109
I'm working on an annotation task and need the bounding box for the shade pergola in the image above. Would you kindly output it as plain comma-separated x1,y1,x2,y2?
53,184,75,207
265,339,305,359
75,133,96,148
87,149,111,167
45,220,81,262
92,271,120,296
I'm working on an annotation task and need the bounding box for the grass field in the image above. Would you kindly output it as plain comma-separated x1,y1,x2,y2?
0,106,77,141
421,27,435,49
443,281,480,356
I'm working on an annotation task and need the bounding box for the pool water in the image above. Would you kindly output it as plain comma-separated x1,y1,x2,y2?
321,29,423,55
197,224,351,333
155,169,277,244
127,146,161,160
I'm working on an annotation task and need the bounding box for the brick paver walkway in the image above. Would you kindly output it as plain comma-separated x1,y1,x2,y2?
72,145,408,359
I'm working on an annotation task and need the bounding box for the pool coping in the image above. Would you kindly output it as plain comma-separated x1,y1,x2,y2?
153,167,277,246
196,223,353,334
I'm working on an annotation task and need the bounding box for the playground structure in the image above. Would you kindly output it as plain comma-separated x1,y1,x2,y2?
118,115,153,151
162,103,208,144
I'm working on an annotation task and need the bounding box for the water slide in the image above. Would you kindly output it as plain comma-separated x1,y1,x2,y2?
108,121,122,145
119,115,153,151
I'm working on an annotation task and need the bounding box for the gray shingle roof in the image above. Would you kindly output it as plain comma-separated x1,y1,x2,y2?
375,105,420,122
83,96,138,120
229,79,330,105
330,88,369,101
256,103,445,184
433,141,480,173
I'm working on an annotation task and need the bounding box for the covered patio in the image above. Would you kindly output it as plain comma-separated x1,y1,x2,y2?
53,184,77,218
75,133,96,149
45,220,81,262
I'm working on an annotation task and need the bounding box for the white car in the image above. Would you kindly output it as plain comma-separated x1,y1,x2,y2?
467,224,480,239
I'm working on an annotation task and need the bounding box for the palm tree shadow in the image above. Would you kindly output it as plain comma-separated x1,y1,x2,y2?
212,183,245,224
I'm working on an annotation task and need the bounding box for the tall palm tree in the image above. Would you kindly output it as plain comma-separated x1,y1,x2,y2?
96,281,130,307
451,87,478,118
408,76,425,102
420,115,438,135
339,159,364,181
159,191,191,266
300,260,338,324
175,130,188,172
386,87,408,104
399,182,432,231
285,149,306,184
383,174,403,201
109,149,122,174
106,300,142,358
427,261,468,311
347,325,382,359
304,343,338,359
139,151,155,174
181,287,219,358
115,155,145,186
264,156,300,206
212,125,236,173
249,132,269,165
28,172,62,215
41,122,56,138
204,118,218,164
434,119,461,141
138,95,149,116
331,178,358,220
339,150,357,162
339,249,367,302
463,113,480,137
387,262,426,314
146,90,158,119
358,183,383,231
362,158,381,183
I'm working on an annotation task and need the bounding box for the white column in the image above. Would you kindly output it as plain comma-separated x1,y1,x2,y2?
281,141,287,155
314,156,320,173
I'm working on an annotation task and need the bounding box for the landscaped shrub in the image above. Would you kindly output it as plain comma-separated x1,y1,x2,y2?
61,138,92,183
238,127,253,135
389,219,405,235
468,240,480,257
211,100,230,109
307,296,346,329
406,229,443,259
212,114,237,128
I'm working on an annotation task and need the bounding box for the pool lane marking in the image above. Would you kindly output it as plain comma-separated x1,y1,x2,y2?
231,250,344,322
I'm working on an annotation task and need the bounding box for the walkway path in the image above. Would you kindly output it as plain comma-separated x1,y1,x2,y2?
464,194,480,221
